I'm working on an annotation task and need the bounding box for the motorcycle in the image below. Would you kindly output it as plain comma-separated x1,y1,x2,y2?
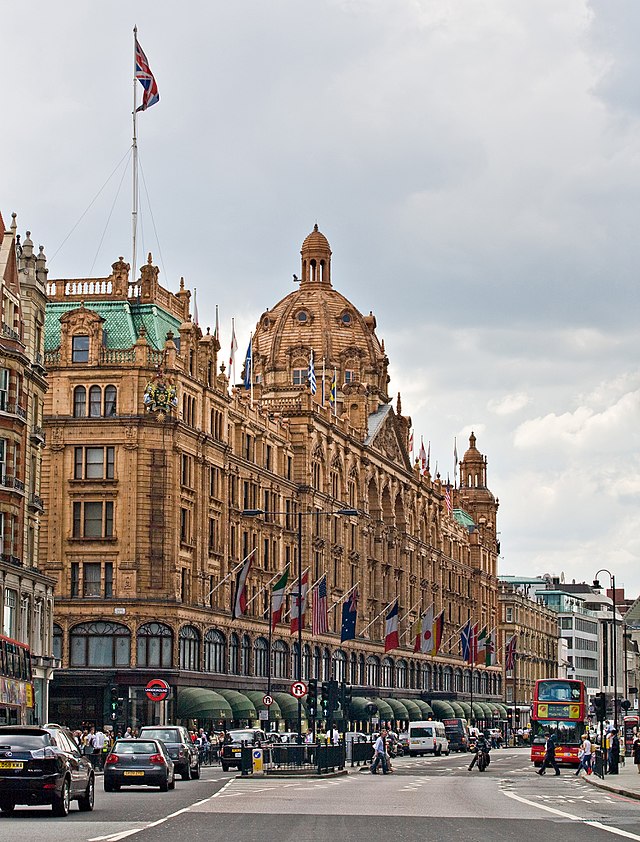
476,746,491,772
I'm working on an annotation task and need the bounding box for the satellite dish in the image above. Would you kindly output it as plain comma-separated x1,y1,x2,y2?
542,573,551,582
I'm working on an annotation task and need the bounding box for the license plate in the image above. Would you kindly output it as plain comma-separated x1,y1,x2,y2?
232,749,241,754
123,771,145,776
0,761,23,770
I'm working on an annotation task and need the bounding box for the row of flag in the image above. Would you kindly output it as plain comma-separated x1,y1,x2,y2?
460,619,505,667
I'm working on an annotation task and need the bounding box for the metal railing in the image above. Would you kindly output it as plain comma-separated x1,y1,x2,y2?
240,742,346,775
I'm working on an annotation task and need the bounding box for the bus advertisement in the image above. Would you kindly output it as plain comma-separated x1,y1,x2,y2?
530,678,588,767
0,634,34,725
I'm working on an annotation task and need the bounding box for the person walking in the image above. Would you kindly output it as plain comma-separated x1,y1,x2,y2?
93,727,106,770
632,732,640,774
608,729,620,775
370,728,389,775
537,732,560,776
575,733,592,776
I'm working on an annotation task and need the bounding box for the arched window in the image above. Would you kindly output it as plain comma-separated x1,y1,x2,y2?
381,657,394,688
302,644,311,681
179,626,200,671
104,385,117,416
204,629,226,673
53,624,63,662
254,637,268,677
313,646,321,680
366,655,380,686
332,649,347,682
443,666,452,691
422,663,431,691
454,668,463,693
350,652,358,685
89,385,102,417
229,633,240,674
396,659,407,689
292,642,300,679
70,621,130,667
137,622,172,668
273,640,289,679
241,634,251,675
359,653,365,685
322,647,331,681
73,386,86,418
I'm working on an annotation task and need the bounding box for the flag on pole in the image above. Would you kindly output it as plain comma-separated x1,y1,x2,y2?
419,438,427,475
419,604,435,654
329,369,337,411
311,575,328,635
229,320,238,375
244,334,252,390
308,349,317,395
340,588,359,642
454,437,458,485
444,485,452,514
460,619,472,663
427,441,431,473
232,550,255,619
412,615,422,653
290,571,309,634
270,568,289,631
432,610,445,655
384,600,399,652
408,429,414,458
193,288,199,326
470,622,479,664
135,36,160,112
475,626,487,666
485,628,497,666
214,305,220,343
505,634,517,670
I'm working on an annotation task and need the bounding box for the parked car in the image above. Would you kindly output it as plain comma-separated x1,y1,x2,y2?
398,732,410,751
104,739,175,792
220,728,268,772
408,720,450,756
138,726,200,780
272,732,300,744
0,724,95,816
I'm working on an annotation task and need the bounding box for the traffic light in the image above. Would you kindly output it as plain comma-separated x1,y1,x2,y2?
340,683,353,722
320,681,330,716
593,692,607,720
327,680,339,713
307,679,318,718
110,686,124,721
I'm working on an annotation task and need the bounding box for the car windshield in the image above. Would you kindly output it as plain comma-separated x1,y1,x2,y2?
140,730,179,742
410,728,433,738
531,720,583,745
115,741,158,754
229,731,257,743
0,735,49,750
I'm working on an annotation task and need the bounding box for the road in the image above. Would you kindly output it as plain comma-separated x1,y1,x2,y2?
1,749,640,842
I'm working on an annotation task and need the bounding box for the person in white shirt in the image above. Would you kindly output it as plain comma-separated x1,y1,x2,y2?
93,728,106,770
326,727,340,745
576,733,592,776
370,729,388,775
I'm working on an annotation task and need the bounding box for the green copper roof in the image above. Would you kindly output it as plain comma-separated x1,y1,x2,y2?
453,508,475,531
45,300,182,352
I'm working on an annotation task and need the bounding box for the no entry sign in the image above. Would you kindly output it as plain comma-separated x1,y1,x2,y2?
145,678,170,702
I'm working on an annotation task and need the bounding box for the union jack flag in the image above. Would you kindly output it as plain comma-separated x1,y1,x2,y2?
312,575,328,635
135,37,160,112
505,634,517,671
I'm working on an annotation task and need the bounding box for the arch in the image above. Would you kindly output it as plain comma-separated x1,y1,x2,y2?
322,646,331,681
302,643,311,680
367,477,380,519
358,653,365,685
73,385,86,417
366,655,380,686
454,667,463,693
137,622,172,669
240,634,251,675
204,629,226,673
254,636,269,677
396,658,408,689
313,645,321,679
394,493,406,532
332,649,347,682
53,623,63,662
104,384,117,416
273,639,289,679
179,625,200,671
422,662,432,691
381,486,394,526
70,621,130,667
443,665,453,692
229,632,240,674
89,385,102,417
381,656,394,688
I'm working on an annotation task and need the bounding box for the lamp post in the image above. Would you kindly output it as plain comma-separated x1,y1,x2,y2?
593,569,618,730
244,505,358,743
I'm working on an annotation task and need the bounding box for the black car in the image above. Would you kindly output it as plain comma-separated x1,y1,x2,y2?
104,739,175,792
0,724,95,816
137,726,200,780
220,729,268,772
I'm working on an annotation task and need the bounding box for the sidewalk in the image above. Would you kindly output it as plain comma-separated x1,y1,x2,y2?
583,759,640,801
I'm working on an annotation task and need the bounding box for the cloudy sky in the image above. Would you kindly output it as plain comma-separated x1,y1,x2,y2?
3,1,639,595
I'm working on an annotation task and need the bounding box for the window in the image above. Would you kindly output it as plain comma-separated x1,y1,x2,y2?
53,624,63,662
295,310,308,323
179,626,200,670
344,370,355,383
0,369,8,411
560,617,573,630
293,368,307,386
73,386,87,417
3,590,17,638
72,501,114,538
341,312,352,325
137,622,172,668
83,563,101,597
204,630,226,673
332,649,347,682
0,439,6,483
105,562,113,598
70,621,130,667
89,386,101,417
104,385,117,416
75,446,115,480
229,633,240,674
254,637,268,677
272,640,289,679
381,656,394,687
72,335,89,363
505,607,513,623
366,655,380,686
240,634,251,675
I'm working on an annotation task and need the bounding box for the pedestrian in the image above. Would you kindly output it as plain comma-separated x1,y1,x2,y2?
370,728,389,775
537,732,560,776
608,729,620,775
632,733,640,774
93,727,106,770
326,726,340,745
575,733,592,776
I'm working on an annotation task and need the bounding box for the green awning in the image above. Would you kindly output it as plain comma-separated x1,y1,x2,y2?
449,702,466,718
399,698,423,721
273,692,301,720
413,699,433,718
471,702,485,719
480,702,496,720
495,703,508,719
369,697,394,721
350,697,379,719
243,690,282,720
430,700,456,720
177,688,233,720
216,689,257,719
385,698,410,722
457,702,472,718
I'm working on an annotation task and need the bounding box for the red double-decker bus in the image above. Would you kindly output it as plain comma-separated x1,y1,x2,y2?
530,678,588,767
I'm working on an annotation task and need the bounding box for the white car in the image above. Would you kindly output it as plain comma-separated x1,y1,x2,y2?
408,721,450,756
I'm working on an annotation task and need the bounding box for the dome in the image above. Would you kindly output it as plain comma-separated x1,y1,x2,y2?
301,223,331,255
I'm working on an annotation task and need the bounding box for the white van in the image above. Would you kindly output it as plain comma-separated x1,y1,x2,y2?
408,720,450,757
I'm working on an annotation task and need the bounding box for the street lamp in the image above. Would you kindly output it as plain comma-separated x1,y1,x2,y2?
593,569,618,730
244,505,358,742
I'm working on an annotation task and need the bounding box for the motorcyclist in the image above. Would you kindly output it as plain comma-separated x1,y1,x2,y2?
468,732,490,771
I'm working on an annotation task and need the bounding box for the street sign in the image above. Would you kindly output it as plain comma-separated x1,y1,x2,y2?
145,678,170,702
258,709,269,720
290,681,307,699
263,694,274,707
371,715,380,726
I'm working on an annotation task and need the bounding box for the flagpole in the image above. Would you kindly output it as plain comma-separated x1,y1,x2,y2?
132,25,139,285
322,357,326,406
359,599,396,637
204,552,254,601
327,581,359,614
250,332,254,408
245,569,282,608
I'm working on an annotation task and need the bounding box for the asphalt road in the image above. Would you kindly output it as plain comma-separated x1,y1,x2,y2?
1,749,640,842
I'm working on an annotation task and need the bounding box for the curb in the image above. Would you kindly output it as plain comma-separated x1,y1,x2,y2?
234,769,349,780
583,773,640,802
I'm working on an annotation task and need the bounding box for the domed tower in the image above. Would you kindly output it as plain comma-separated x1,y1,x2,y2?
457,432,499,545
252,226,392,435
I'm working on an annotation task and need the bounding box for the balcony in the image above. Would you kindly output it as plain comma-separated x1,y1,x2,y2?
28,493,45,512
0,553,22,568
30,426,46,446
3,404,27,422
1,323,21,342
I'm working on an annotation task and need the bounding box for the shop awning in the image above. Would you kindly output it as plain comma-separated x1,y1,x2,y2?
494,703,508,719
216,689,257,719
177,688,233,720
399,698,423,721
480,702,497,720
413,699,433,718
369,697,394,721
243,690,282,720
273,692,301,721
471,702,485,719
449,702,466,718
457,702,472,718
385,698,410,722
430,700,456,720
350,697,379,719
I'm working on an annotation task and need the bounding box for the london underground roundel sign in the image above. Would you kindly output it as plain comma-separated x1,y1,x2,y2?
145,678,170,702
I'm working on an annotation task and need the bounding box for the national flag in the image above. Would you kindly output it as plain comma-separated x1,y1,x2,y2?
475,626,487,666
290,571,309,634
312,575,328,635
460,619,472,663
229,321,238,371
408,429,414,457
505,634,517,671
308,349,317,395
232,550,255,620
470,622,479,664
135,36,160,112
214,305,220,343
485,628,497,666
340,588,358,642
270,568,289,631
454,437,458,482
444,485,452,514
426,441,431,473
244,335,252,390
329,369,337,406
193,288,199,326
412,615,422,653
384,600,399,653
432,610,444,655
419,438,427,475
420,604,435,655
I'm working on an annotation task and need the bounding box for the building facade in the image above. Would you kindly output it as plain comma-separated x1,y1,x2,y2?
41,228,505,731
0,212,56,723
